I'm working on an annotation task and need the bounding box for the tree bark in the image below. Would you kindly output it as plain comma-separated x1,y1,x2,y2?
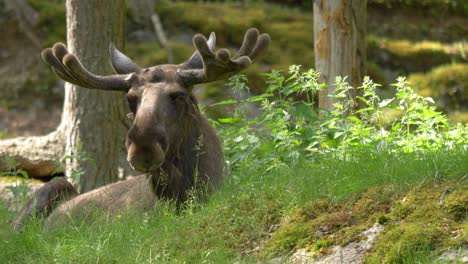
313,0,367,111
60,0,129,192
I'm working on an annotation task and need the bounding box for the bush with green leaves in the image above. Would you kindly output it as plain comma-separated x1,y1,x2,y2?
213,66,467,173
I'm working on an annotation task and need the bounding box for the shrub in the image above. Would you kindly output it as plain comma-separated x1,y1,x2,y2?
214,66,467,172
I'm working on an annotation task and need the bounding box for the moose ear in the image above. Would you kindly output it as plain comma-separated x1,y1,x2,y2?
110,43,142,74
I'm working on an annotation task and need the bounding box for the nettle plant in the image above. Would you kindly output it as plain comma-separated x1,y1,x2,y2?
214,66,467,170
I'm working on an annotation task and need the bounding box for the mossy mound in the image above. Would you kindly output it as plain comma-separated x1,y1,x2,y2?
367,180,467,263
408,63,468,111
369,0,468,16
368,37,468,73
262,179,467,262
262,185,399,258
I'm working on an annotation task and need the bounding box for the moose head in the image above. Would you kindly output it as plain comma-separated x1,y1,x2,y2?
40,28,270,201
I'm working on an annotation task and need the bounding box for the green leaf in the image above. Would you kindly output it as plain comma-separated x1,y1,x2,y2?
247,94,273,102
17,170,29,179
378,98,394,108
210,99,238,106
218,117,241,124
348,116,362,123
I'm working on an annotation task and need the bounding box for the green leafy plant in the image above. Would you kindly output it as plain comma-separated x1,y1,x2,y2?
214,66,467,174
0,155,31,209
61,144,95,184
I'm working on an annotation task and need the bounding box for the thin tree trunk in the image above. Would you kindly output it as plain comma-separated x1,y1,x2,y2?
60,0,129,192
314,0,367,111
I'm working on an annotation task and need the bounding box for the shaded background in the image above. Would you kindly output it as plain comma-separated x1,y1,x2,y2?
1,0,467,139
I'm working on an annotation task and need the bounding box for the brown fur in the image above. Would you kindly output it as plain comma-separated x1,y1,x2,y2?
15,28,269,230
13,178,78,231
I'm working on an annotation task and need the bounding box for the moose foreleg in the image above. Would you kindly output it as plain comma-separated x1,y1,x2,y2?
13,178,78,232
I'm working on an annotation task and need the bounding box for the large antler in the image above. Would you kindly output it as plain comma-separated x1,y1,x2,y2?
41,43,136,91
177,28,270,85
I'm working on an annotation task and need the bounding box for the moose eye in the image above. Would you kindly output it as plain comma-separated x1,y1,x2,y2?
169,92,186,102
150,69,164,82
126,94,139,113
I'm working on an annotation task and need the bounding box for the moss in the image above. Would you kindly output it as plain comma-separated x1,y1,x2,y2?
262,179,467,262
367,180,467,262
443,189,468,222
370,223,445,263
262,186,399,257
368,37,467,73
447,111,468,125
368,0,468,16
408,63,468,112
376,215,390,225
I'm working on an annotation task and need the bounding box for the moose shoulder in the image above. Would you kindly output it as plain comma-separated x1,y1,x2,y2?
13,28,270,231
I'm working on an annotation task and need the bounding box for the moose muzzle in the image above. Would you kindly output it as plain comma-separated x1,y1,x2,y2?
127,142,165,172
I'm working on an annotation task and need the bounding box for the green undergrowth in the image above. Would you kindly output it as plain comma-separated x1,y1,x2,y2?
1,69,467,263
2,151,466,263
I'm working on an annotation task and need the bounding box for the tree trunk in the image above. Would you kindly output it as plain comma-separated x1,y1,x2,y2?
59,0,129,192
0,1,136,187
313,0,367,111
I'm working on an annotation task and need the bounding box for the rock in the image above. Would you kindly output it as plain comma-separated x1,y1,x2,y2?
287,223,385,264
438,249,468,263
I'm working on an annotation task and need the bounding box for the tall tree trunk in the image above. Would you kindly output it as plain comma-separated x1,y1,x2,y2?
59,0,129,192
313,0,367,111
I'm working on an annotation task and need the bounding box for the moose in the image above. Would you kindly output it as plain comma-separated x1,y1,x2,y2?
13,28,270,231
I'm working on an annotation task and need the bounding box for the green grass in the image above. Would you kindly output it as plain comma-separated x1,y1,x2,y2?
1,145,466,263
2,69,468,263
3,66,468,264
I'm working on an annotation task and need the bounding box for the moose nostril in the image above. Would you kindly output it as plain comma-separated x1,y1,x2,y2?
159,137,168,152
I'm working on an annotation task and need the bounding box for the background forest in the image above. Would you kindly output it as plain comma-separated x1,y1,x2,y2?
1,0,467,138
0,0,467,263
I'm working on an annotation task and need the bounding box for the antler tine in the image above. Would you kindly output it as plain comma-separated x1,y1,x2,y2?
41,47,84,85
177,28,270,85
41,43,135,91
232,28,259,59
